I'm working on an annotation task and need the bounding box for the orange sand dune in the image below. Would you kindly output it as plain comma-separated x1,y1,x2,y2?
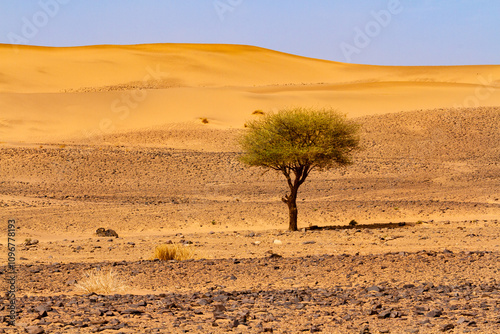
0,43,499,143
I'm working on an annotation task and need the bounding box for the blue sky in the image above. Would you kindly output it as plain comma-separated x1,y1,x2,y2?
1,0,499,65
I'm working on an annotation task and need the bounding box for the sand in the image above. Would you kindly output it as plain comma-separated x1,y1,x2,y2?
1,43,499,143
0,43,499,333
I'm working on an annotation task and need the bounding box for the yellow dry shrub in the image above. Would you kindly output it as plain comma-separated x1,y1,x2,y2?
154,244,194,261
74,268,126,295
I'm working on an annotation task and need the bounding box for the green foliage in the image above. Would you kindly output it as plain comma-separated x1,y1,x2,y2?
239,107,361,231
239,107,360,171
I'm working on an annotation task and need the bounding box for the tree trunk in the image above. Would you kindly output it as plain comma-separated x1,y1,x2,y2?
281,165,310,231
287,192,298,231
284,185,299,231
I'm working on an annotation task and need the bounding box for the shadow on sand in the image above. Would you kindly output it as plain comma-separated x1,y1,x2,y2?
305,222,414,231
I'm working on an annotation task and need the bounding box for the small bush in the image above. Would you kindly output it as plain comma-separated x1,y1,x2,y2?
154,244,194,261
252,110,265,115
200,117,209,124
74,268,126,295
349,219,358,226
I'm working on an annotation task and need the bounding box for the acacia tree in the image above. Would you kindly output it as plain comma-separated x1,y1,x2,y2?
239,107,360,231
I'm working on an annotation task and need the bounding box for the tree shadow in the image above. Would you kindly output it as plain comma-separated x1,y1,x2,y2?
305,222,413,231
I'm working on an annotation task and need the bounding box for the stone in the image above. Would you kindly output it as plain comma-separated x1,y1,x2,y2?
213,304,226,313
378,309,392,319
367,285,383,293
25,326,44,334
197,298,209,306
120,309,143,315
441,324,454,332
360,325,371,334
426,309,442,318
95,228,119,238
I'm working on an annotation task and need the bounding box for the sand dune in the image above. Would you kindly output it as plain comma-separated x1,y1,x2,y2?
0,43,499,143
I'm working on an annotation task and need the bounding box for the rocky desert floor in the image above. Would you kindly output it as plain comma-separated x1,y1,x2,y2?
0,107,499,333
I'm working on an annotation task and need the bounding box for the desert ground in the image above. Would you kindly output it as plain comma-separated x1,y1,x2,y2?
0,44,499,333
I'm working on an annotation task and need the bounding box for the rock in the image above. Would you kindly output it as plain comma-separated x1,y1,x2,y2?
34,305,52,313
426,309,442,317
273,239,282,245
390,310,401,318
25,326,44,334
378,309,392,319
229,319,240,328
90,309,103,316
95,228,119,238
367,285,383,293
303,241,316,245
35,310,48,319
66,279,77,286
441,324,454,332
26,239,39,246
405,329,419,334
360,325,371,334
197,298,210,306
213,304,226,313
119,309,143,315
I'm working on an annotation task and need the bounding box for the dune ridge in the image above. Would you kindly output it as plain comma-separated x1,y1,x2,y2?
0,43,499,143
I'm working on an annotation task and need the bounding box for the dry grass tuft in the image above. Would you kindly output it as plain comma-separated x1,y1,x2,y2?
252,110,265,115
200,117,209,124
74,268,126,295
154,244,194,261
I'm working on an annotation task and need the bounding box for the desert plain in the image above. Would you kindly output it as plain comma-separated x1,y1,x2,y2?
0,43,499,333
